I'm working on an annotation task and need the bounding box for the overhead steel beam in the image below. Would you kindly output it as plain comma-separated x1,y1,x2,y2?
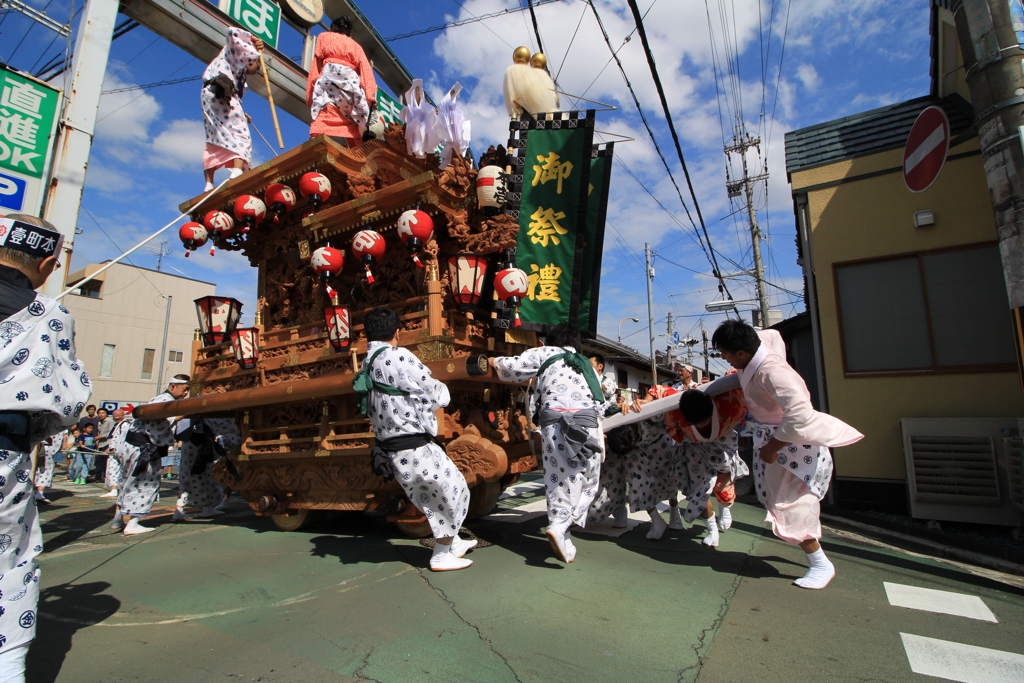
119,0,416,124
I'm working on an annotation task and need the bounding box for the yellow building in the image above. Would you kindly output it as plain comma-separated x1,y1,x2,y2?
784,6,1023,523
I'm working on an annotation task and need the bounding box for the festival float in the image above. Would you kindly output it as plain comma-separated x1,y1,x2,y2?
133,45,613,535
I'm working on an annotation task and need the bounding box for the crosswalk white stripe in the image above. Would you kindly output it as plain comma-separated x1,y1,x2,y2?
900,633,1024,682
885,582,998,622
904,125,946,174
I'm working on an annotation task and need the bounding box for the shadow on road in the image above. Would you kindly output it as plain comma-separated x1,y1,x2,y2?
823,540,1024,597
28,581,120,683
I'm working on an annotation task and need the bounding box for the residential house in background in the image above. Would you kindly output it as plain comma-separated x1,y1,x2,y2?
62,262,215,409
784,4,1024,524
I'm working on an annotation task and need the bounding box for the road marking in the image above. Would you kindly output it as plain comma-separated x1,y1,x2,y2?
885,582,998,622
900,633,1024,682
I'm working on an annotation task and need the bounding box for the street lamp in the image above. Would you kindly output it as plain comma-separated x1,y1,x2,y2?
447,253,488,311
228,327,261,370
618,317,640,343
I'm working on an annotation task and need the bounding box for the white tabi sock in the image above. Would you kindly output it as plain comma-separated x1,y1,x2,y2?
110,507,124,530
203,182,214,192
702,514,720,547
171,507,188,521
124,518,155,535
228,168,243,179
34,490,44,500
429,540,472,571
451,534,478,558
794,548,835,589
717,502,733,531
646,510,668,541
668,505,683,530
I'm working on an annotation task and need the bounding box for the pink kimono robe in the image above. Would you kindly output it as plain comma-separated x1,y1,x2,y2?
737,330,863,544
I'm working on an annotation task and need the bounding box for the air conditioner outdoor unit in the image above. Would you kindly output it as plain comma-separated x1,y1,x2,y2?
901,418,1023,526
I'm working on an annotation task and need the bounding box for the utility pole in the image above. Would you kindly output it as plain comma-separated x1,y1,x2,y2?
155,295,172,391
951,0,1024,308
40,0,118,298
645,243,657,384
725,127,771,327
666,312,673,360
702,327,709,377
152,241,170,271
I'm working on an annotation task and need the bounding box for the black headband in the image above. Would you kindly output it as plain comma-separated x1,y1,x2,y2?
0,218,63,258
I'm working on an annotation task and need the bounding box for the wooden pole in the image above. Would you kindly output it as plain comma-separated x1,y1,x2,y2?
258,53,284,149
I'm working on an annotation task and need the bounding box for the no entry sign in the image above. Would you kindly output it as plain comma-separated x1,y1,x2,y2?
903,106,950,193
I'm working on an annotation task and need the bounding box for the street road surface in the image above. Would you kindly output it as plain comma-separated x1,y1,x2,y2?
30,473,1024,682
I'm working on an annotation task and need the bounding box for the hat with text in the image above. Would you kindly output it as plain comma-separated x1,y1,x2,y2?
0,216,64,258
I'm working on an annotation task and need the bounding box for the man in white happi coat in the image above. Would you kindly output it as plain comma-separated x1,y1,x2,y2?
713,320,863,589
360,307,475,571
172,416,240,520
0,214,92,681
585,353,630,528
491,324,609,563
112,377,187,535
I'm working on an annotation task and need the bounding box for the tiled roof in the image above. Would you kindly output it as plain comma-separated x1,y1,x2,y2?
784,94,974,176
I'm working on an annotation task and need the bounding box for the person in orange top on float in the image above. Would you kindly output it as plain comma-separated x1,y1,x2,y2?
306,15,378,147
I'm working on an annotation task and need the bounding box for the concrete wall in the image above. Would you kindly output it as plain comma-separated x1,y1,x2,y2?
791,141,1024,481
63,263,215,407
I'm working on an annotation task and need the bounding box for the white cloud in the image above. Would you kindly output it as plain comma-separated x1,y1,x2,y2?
150,119,206,170
95,74,162,143
796,63,820,91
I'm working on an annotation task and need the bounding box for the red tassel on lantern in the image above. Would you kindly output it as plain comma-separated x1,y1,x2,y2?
351,230,385,284
396,209,434,268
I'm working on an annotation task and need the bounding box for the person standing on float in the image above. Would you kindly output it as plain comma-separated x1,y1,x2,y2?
201,28,264,192
0,214,92,682
713,319,863,589
306,15,378,147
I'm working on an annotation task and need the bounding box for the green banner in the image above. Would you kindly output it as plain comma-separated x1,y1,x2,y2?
376,90,403,125
508,112,595,331
577,143,614,335
0,69,60,179
225,0,281,49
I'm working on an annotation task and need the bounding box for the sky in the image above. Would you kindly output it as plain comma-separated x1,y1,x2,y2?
0,0,931,375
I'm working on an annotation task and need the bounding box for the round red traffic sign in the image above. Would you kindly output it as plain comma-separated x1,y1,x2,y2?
903,105,950,193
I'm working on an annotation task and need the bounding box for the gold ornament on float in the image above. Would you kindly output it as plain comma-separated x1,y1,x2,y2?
530,52,547,70
512,46,531,64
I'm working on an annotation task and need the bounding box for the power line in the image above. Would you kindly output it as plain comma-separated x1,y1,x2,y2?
624,0,732,300
101,75,200,95
526,0,546,56
386,0,559,42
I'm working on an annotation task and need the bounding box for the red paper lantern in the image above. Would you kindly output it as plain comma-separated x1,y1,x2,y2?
351,229,385,284
447,253,488,311
396,209,434,268
494,266,529,326
232,195,266,233
178,221,208,258
228,327,261,370
299,172,331,214
323,304,351,350
264,183,297,223
203,210,235,256
311,245,344,298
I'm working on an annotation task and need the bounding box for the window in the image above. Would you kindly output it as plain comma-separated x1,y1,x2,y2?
73,280,101,298
168,350,183,363
616,368,628,388
834,243,1016,375
99,344,115,378
141,348,155,380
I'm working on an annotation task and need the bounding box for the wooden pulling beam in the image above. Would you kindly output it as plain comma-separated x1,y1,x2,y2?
134,355,495,420
259,52,285,149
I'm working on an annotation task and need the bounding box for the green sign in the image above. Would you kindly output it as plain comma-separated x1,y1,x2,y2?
0,69,60,179
577,143,614,335
376,90,403,125
508,111,595,330
225,0,281,49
